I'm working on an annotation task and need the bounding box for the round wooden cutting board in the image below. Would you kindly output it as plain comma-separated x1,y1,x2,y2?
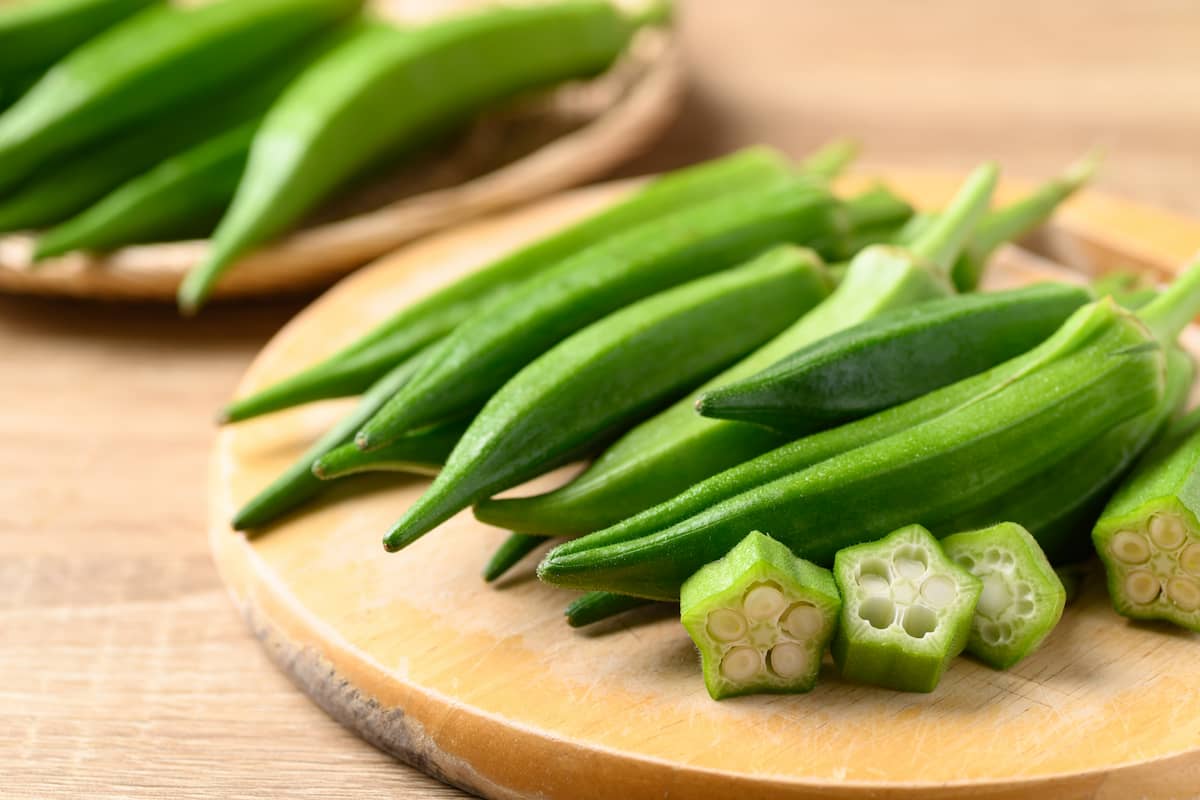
210,172,1200,800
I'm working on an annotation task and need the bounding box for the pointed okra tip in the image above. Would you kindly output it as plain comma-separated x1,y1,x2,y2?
831,525,981,692
1138,255,1200,344
679,531,840,699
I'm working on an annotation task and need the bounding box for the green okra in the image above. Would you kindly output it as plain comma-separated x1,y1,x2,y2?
796,138,859,181
565,591,656,628
805,183,914,262
538,294,1173,600
696,282,1091,432
938,346,1194,563
220,147,801,424
482,533,546,583
682,531,840,699
179,1,655,312
832,525,981,693
474,163,998,536
0,0,361,193
231,351,427,531
34,122,255,257
312,420,466,480
0,0,162,80
358,178,842,452
383,246,832,551
941,522,1066,670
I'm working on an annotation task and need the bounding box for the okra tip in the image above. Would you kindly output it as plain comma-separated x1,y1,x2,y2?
627,0,673,28
1139,258,1200,343
1065,148,1105,190
910,161,999,273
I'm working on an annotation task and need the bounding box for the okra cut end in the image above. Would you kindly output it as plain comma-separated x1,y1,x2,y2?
832,525,981,693
1094,502,1200,631
941,522,1067,670
680,531,840,700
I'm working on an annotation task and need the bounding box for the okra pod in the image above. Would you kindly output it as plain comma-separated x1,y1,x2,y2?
0,0,361,192
696,282,1092,432
0,0,162,80
382,246,832,552
357,179,841,452
539,295,1170,600
475,164,998,536
565,591,656,628
220,147,801,424
312,420,466,480
483,533,546,583
35,122,255,257
179,1,651,312
682,531,840,699
832,525,981,693
940,523,1065,669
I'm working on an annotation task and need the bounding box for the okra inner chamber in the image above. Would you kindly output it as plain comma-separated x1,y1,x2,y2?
1099,504,1200,627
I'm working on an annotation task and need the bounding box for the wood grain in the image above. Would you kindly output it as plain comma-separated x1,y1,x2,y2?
5,2,1200,798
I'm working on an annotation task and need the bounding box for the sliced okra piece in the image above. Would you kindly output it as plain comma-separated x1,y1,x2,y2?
832,525,980,693
1093,419,1200,631
680,531,840,700
941,522,1066,669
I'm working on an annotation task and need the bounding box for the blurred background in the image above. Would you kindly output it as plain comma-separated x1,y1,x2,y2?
4,1,1200,798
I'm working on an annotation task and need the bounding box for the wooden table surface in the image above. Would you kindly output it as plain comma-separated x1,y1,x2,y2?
5,2,1199,798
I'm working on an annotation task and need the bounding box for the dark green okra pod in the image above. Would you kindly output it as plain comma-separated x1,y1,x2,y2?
220,147,802,424
179,1,655,312
682,531,840,699
565,591,655,628
475,163,998,536
312,420,466,479
482,533,546,583
941,522,1066,669
383,246,832,551
832,525,980,693
0,0,162,80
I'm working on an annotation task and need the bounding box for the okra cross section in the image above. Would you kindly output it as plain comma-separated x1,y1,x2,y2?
832,525,981,693
940,523,1066,669
680,531,840,700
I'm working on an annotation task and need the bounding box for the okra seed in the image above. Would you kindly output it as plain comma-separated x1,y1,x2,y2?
920,575,957,607
1166,577,1200,611
976,573,1013,620
859,558,892,580
1181,544,1200,576
859,596,896,629
782,603,824,640
893,547,928,579
767,642,808,679
858,573,890,595
721,646,762,683
980,621,1001,646
892,581,917,605
1149,515,1187,550
1111,531,1151,564
707,608,748,642
743,582,787,620
901,606,938,639
1125,570,1162,605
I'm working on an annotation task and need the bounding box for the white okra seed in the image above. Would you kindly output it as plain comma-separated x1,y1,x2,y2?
894,547,928,579
743,582,787,620
859,596,896,629
976,573,1012,620
1166,577,1200,611
721,646,762,682
858,573,890,595
767,642,808,679
1181,544,1200,576
1111,531,1151,564
1125,570,1162,604
902,606,938,639
782,603,824,640
920,575,957,607
1149,515,1187,550
707,608,748,642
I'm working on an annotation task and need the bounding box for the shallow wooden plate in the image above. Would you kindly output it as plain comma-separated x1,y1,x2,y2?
0,2,682,301
210,172,1200,800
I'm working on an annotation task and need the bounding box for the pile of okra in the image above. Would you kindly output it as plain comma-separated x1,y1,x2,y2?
227,140,1200,697
0,0,667,312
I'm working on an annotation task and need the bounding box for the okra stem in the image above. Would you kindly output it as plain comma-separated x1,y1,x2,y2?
909,162,998,274
1137,258,1200,343
565,591,655,628
482,533,546,582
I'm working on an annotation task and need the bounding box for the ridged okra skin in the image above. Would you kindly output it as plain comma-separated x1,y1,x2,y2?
312,419,466,480
941,523,1066,669
682,531,840,700
0,0,363,192
473,164,999,536
832,525,980,693
359,180,840,451
565,591,655,628
538,298,1166,600
0,0,163,79
1093,419,1200,631
219,147,803,424
695,282,1092,432
382,246,832,551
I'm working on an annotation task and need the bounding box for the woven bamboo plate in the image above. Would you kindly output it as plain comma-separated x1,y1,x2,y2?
0,1,682,301
210,170,1200,800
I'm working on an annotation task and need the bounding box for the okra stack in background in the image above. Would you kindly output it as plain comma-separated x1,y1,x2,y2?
0,0,674,310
